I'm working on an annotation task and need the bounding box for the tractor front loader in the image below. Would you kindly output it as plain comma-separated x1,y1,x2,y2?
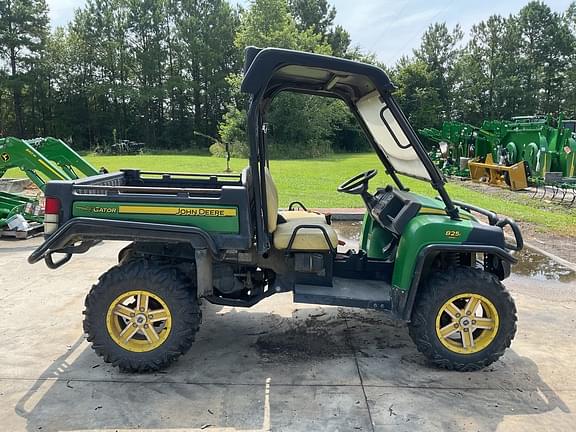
0,137,100,231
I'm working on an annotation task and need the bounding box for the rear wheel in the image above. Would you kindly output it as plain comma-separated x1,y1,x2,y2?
117,243,136,264
83,260,201,372
408,266,516,371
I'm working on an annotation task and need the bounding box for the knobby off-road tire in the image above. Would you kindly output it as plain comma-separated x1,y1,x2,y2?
83,260,201,373
117,243,136,264
408,266,517,371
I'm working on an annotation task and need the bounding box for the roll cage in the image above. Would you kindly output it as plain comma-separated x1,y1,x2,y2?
241,47,459,253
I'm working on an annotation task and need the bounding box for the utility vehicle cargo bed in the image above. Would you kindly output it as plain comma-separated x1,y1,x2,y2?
43,169,253,250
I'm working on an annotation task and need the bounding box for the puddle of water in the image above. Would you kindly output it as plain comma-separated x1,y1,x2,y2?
512,248,576,283
332,220,576,284
332,220,362,243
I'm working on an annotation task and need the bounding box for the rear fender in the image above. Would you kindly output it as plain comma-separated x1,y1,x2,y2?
28,217,220,267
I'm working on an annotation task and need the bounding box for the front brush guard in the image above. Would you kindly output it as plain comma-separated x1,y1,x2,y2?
452,200,523,251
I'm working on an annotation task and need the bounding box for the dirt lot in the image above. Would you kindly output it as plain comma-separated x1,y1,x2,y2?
1,237,576,431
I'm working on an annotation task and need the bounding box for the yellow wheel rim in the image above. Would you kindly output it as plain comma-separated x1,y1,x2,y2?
435,293,499,355
106,290,172,353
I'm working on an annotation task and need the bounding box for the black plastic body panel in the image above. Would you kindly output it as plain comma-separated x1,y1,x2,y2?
333,251,393,282
464,223,507,249
28,218,222,264
294,277,392,311
370,187,422,236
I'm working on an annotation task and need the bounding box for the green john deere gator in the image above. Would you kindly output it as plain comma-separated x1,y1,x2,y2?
29,47,523,373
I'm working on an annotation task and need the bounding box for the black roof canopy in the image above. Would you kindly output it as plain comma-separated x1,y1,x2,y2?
241,47,458,253
241,47,395,102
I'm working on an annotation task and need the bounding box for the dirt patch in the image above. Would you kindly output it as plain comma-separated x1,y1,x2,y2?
254,318,349,361
514,222,575,264
373,335,409,349
337,309,411,352
339,309,403,327
453,180,575,215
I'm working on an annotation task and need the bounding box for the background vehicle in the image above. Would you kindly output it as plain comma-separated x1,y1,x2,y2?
29,47,523,373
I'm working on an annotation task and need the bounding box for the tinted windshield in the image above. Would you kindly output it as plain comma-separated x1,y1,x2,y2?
357,91,431,181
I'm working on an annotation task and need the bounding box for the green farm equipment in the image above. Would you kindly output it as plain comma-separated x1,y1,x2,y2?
487,114,576,179
0,192,42,223
0,136,100,190
27,137,101,180
29,47,523,373
0,137,100,231
420,114,576,191
1,137,69,190
420,121,475,177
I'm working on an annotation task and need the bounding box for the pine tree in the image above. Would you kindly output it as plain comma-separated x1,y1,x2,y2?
0,0,49,136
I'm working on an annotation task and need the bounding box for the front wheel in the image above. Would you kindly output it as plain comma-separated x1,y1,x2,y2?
408,266,517,371
83,260,201,372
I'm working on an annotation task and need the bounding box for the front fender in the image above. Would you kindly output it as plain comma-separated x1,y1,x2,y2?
390,215,516,320
393,215,489,290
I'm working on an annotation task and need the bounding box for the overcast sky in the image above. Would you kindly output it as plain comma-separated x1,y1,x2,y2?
46,0,573,66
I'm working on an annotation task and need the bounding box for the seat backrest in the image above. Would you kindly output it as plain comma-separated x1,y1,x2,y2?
263,167,279,233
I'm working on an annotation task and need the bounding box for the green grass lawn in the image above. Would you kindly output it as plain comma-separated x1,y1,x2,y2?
6,153,576,236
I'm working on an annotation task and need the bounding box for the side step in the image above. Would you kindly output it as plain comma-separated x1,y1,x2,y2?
294,277,392,311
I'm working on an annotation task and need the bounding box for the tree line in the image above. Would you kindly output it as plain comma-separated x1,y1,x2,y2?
1,0,575,156
394,2,576,130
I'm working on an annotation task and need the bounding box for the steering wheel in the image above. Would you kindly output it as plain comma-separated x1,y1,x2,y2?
337,169,378,195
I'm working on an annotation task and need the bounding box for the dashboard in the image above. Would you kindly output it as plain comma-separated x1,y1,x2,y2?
369,186,422,236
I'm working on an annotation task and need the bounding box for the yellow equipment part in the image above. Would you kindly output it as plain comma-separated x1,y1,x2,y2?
468,154,528,191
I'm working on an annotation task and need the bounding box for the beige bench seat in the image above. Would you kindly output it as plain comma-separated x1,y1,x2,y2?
279,210,327,224
273,218,338,250
261,167,338,251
